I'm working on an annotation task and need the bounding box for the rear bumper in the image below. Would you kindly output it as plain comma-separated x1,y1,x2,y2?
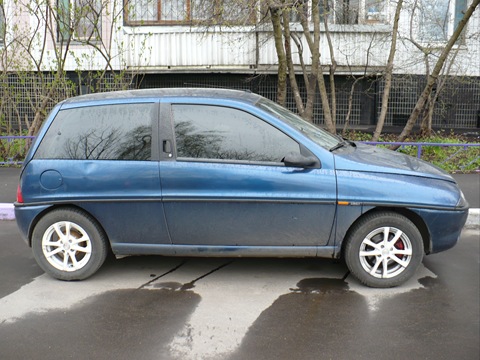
14,203,52,246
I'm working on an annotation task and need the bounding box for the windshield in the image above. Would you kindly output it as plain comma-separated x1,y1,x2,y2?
256,98,340,150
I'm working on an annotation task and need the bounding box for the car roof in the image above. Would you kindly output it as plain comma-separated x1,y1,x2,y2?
61,88,262,105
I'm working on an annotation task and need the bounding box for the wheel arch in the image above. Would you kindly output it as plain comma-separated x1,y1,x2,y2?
340,206,432,257
27,204,110,250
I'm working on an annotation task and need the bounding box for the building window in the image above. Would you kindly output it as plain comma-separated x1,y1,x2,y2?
0,2,5,43
334,0,360,24
453,0,467,35
125,0,256,25
419,0,448,41
57,0,102,42
364,0,385,23
419,0,467,42
319,0,386,25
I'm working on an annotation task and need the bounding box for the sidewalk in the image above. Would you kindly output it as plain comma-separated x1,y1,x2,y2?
1,167,479,227
453,173,480,229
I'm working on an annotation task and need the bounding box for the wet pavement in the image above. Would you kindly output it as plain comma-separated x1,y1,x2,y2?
231,230,480,360
1,166,479,359
0,219,478,360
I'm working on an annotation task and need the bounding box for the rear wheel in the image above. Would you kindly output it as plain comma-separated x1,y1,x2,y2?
344,212,424,288
32,208,108,281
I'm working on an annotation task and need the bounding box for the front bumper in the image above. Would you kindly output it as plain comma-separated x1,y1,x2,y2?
412,206,469,254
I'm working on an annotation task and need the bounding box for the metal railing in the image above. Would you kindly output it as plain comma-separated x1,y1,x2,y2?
361,141,480,171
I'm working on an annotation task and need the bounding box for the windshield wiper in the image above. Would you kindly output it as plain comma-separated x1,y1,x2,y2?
341,137,356,147
329,141,348,152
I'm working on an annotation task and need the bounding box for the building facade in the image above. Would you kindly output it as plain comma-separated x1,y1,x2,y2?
1,0,479,130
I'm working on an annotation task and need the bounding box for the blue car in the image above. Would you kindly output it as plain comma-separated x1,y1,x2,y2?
15,89,469,287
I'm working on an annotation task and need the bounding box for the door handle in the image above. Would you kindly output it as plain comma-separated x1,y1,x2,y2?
163,140,173,157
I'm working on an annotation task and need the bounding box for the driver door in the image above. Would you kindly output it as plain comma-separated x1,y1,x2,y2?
159,103,336,248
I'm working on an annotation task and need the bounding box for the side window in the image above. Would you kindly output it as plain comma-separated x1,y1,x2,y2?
35,103,155,160
172,104,300,163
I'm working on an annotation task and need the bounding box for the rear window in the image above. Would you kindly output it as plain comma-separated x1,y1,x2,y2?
34,103,155,161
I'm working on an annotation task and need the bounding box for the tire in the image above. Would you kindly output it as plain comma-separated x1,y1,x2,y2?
32,208,108,281
344,212,424,288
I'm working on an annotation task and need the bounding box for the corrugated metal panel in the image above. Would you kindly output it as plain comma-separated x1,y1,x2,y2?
126,31,257,69
257,30,390,70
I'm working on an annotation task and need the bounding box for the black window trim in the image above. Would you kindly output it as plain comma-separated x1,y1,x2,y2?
166,102,313,167
34,101,160,162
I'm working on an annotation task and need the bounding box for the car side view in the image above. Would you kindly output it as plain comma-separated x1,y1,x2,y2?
15,89,469,287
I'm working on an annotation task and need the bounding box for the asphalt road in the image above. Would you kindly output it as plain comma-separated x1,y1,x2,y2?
0,167,20,203
1,167,479,359
0,219,478,360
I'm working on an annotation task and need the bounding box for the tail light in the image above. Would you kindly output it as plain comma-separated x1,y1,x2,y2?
16,184,24,204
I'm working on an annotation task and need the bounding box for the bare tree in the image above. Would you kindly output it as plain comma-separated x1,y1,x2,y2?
263,1,409,135
395,0,480,144
1,0,149,139
263,0,478,139
399,0,471,137
265,0,338,133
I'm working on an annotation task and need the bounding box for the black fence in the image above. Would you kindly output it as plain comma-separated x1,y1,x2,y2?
1,72,479,133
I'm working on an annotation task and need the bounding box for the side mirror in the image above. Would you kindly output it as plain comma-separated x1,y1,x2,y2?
283,152,320,169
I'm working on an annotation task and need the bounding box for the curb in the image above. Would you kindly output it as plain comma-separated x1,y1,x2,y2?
0,202,479,229
465,208,480,229
0,203,14,221
0,203,15,220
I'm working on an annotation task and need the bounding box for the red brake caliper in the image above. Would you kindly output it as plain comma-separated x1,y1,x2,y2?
394,240,405,259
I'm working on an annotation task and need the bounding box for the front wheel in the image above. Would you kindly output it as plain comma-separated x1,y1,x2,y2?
32,208,108,281
344,212,424,288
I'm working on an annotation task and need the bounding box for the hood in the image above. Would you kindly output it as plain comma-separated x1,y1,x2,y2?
334,143,454,182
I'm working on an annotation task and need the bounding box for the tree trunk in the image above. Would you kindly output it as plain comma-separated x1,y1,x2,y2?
343,77,363,136
28,86,56,136
323,2,337,127
269,4,288,106
282,9,305,116
303,0,321,123
309,0,335,133
372,0,403,141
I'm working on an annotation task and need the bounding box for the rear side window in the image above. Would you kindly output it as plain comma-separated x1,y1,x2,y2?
35,103,155,160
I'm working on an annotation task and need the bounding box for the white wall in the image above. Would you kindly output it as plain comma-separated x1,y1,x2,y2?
2,0,479,77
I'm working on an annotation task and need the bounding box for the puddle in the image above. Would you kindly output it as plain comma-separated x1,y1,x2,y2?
290,277,349,294
0,289,200,359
